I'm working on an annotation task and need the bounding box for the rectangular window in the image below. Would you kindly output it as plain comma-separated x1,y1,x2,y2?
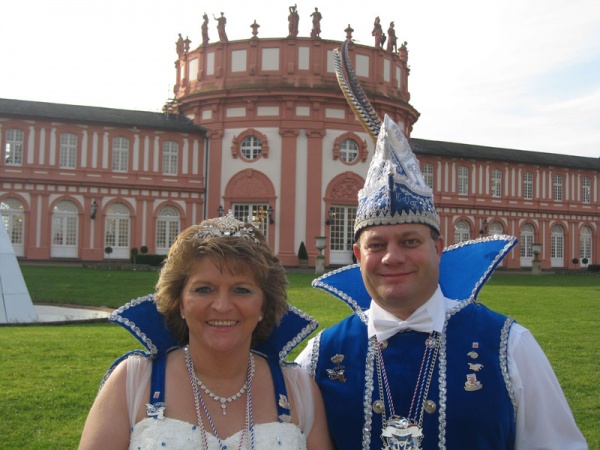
112,137,129,172
5,129,24,165
580,235,592,259
156,221,167,248
523,172,533,200
233,203,269,238
422,163,434,189
491,169,502,198
59,133,77,169
105,218,117,247
581,177,591,204
329,206,357,252
553,174,563,201
162,141,178,175
457,166,469,195
65,216,78,246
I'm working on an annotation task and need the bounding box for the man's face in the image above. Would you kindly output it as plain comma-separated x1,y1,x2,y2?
353,223,444,319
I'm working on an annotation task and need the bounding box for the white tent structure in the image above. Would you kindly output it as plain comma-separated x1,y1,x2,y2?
0,219,37,323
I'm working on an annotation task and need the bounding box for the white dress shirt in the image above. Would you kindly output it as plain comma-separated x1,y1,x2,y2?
296,286,588,449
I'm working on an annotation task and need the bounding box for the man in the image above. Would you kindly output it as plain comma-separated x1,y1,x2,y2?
297,115,587,449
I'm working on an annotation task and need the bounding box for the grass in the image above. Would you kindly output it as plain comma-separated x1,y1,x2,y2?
1,266,598,448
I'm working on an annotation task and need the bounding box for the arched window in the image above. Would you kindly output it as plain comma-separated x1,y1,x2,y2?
104,203,130,259
454,220,470,244
550,225,564,267
0,197,25,256
156,205,181,254
488,221,503,236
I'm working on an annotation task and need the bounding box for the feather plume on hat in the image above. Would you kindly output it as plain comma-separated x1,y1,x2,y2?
333,40,439,239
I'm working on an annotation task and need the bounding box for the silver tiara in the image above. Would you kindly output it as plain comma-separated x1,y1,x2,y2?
195,211,260,244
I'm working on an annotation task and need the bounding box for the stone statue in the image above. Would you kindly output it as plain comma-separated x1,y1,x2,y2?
213,12,228,43
386,21,397,53
201,13,209,45
176,33,185,57
310,7,322,38
372,16,384,48
288,4,299,37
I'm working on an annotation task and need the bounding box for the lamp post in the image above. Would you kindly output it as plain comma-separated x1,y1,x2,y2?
91,200,98,220
315,236,326,275
531,243,542,275
479,218,488,237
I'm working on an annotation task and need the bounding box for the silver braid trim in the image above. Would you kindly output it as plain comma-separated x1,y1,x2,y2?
108,294,158,355
308,331,324,379
362,337,378,449
279,305,319,361
438,298,472,449
500,317,518,421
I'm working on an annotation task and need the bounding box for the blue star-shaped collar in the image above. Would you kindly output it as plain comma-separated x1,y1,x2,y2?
312,235,518,315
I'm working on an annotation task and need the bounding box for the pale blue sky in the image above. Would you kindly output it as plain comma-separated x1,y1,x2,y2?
1,0,598,157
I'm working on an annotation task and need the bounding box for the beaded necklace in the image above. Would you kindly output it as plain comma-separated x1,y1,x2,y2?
184,346,256,450
376,331,440,450
188,349,256,415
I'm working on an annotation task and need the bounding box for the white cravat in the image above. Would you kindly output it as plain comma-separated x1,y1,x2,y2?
367,287,446,342
371,309,433,342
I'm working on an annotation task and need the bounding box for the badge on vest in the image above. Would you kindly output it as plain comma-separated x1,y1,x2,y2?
326,354,346,382
464,342,483,391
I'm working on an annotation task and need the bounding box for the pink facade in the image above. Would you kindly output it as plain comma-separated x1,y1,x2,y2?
0,104,206,261
1,33,598,270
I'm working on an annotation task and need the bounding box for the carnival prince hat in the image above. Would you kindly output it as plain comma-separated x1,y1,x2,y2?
353,114,440,239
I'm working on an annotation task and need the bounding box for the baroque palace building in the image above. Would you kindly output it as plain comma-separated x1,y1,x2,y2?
1,18,599,270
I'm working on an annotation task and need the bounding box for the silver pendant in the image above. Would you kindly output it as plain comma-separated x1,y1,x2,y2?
381,416,423,450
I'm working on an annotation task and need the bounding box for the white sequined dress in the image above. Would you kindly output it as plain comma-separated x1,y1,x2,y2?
126,355,313,449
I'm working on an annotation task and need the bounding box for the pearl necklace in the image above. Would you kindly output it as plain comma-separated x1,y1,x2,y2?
186,348,256,415
185,346,256,450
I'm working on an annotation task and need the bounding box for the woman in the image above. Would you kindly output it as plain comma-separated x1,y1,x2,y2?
79,213,333,449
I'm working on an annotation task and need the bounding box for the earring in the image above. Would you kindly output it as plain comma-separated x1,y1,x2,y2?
258,314,264,322
181,315,185,320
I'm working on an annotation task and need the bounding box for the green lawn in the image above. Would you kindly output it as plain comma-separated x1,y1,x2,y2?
1,266,597,448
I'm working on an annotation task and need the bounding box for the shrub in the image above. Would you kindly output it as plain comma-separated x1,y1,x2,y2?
137,254,167,267
572,258,579,264
140,245,149,254
104,246,113,259
587,264,599,272
298,241,308,260
582,258,589,265
130,247,139,264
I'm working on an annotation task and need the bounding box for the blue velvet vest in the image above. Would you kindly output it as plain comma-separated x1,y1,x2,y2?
314,302,516,450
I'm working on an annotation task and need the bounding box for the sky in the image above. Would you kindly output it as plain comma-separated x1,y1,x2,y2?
1,0,599,158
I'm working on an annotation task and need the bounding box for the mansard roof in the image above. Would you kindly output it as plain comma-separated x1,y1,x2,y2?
411,138,600,171
0,98,205,134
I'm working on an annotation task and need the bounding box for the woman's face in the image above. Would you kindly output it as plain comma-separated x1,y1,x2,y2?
180,258,265,354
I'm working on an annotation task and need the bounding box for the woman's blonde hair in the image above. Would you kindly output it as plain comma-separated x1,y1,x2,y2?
155,216,288,346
